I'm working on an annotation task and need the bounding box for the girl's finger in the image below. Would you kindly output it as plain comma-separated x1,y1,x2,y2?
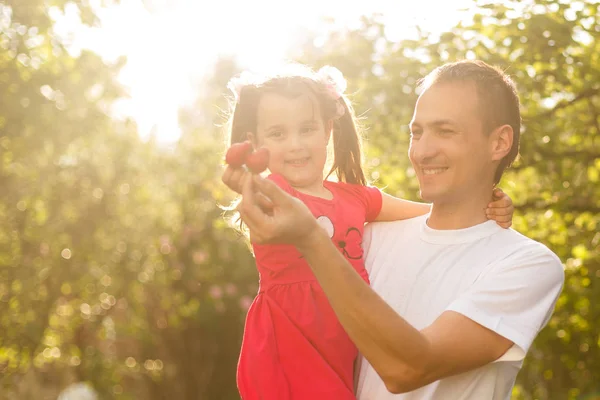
486,207,513,217
492,187,505,198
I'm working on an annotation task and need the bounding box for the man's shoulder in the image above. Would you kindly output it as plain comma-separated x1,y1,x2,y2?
490,229,564,279
495,228,561,260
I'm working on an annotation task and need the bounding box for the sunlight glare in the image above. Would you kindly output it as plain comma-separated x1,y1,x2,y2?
78,0,473,143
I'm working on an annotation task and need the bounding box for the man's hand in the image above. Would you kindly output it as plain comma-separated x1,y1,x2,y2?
222,165,250,195
222,165,274,211
237,174,319,246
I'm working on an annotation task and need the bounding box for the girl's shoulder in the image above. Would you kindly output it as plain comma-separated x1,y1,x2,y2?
325,180,382,221
267,173,295,195
324,180,381,198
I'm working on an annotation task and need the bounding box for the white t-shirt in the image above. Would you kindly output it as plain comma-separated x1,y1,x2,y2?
356,215,564,400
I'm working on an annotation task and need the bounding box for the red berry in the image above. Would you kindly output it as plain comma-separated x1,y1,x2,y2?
225,141,252,167
246,148,270,173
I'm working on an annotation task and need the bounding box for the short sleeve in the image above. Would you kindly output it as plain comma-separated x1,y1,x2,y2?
359,186,383,222
446,243,564,360
324,181,382,221
362,223,376,275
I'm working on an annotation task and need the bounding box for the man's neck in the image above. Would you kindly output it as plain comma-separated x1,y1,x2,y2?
427,192,492,230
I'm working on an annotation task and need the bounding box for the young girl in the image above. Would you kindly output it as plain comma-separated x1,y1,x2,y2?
223,64,513,400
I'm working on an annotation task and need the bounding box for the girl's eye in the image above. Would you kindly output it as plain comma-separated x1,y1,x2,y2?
269,131,283,138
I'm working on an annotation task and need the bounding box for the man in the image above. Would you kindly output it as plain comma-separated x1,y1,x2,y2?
231,60,564,399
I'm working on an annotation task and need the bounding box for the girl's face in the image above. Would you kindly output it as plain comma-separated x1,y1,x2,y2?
251,91,331,195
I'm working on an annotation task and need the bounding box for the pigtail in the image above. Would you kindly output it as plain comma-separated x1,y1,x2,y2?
228,86,260,146
229,100,246,145
315,66,367,186
326,98,367,186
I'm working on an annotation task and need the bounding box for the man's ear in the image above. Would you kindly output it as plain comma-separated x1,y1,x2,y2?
490,124,513,161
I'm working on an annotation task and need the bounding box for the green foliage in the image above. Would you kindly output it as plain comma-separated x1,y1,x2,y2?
0,0,598,399
0,1,255,398
298,2,600,399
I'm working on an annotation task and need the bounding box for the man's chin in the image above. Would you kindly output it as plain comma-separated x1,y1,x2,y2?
419,189,435,203
419,189,439,204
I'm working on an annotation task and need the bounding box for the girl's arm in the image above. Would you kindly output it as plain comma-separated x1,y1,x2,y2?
375,192,431,222
376,188,514,228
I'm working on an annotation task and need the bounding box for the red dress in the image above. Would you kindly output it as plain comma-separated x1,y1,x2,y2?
237,174,382,400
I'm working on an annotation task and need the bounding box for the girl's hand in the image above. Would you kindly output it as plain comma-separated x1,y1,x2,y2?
486,188,514,229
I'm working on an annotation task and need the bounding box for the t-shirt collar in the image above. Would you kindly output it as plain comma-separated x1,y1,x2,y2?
419,215,503,244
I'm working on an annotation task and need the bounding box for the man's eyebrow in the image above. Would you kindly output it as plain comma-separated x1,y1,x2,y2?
409,119,458,129
430,119,458,127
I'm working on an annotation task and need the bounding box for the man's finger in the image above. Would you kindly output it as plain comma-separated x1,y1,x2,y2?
253,175,292,205
256,192,274,212
222,165,245,194
222,165,234,187
229,168,244,189
225,166,274,210
239,173,271,233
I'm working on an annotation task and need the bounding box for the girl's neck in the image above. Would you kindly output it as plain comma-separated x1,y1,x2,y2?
292,181,333,200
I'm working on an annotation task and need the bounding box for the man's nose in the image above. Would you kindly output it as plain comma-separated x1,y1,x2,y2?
412,132,439,161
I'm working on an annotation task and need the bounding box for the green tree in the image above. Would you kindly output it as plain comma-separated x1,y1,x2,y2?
1,1,256,398
2,0,598,399
297,1,599,399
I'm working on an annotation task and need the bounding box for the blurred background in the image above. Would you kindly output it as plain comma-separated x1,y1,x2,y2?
0,0,598,399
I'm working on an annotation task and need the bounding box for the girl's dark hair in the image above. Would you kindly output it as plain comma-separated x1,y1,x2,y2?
227,64,366,185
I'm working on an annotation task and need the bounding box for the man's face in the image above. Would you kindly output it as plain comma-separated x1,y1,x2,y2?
408,82,496,204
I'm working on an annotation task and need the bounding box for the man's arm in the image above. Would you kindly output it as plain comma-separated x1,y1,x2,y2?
297,227,513,393
237,175,563,393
